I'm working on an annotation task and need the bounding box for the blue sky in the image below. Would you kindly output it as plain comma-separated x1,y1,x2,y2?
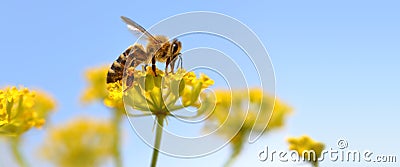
1,0,399,166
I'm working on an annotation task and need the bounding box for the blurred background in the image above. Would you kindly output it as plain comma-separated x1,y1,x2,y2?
1,0,399,166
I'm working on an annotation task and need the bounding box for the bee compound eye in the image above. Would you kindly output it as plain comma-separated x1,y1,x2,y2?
172,43,179,54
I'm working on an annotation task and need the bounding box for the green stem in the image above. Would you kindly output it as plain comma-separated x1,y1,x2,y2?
223,141,242,167
224,130,246,167
112,110,123,167
223,154,239,167
11,137,28,167
312,161,319,167
150,114,165,167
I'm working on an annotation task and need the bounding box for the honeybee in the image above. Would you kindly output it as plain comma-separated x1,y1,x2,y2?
107,16,182,88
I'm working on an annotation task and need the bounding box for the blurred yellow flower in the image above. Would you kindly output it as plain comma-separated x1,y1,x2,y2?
109,67,214,116
41,118,115,167
208,88,292,134
204,88,292,166
81,65,124,110
287,135,325,167
0,86,56,136
81,66,109,103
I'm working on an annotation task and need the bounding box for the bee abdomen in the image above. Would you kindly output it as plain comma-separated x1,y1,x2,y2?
114,46,133,67
107,60,124,83
106,68,121,83
106,46,133,83
106,44,148,84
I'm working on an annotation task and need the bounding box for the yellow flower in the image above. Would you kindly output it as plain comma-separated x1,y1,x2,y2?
208,88,292,132
81,65,124,110
41,118,115,167
204,88,292,166
287,135,325,166
104,82,124,111
81,66,109,103
267,98,293,130
0,86,56,136
109,67,214,116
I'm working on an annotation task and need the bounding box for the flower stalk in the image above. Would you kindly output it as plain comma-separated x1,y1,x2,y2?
150,114,165,167
112,110,123,167
11,137,28,167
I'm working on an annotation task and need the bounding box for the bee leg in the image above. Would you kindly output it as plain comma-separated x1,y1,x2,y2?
165,57,171,75
169,54,180,74
152,56,157,76
178,54,183,69
170,59,175,74
124,75,134,92
124,67,135,92
170,56,178,74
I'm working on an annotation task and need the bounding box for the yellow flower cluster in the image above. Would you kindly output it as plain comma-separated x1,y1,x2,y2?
81,66,109,103
105,81,124,109
0,86,56,136
80,66,124,110
204,88,292,166
181,72,214,108
287,135,325,166
208,88,292,134
108,67,214,115
41,118,115,167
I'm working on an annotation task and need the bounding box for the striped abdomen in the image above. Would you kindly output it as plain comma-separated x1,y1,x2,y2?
106,44,147,84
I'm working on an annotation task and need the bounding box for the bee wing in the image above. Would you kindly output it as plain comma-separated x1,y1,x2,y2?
125,44,149,69
121,16,160,44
